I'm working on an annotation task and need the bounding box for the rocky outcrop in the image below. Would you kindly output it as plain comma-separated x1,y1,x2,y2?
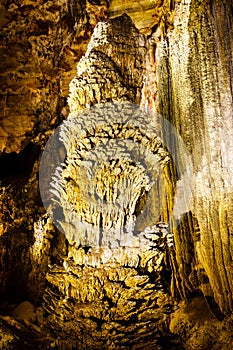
68,14,147,110
0,0,177,154
49,103,171,247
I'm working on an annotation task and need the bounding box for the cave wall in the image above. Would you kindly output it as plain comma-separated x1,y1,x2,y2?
0,0,108,302
0,0,233,347
156,0,233,313
0,0,110,154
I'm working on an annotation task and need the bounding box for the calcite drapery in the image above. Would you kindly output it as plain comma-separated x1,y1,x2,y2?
155,0,233,313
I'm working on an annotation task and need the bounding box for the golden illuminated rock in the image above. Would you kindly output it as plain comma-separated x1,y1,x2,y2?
0,0,103,154
109,0,175,35
155,0,233,313
0,0,232,349
40,14,176,348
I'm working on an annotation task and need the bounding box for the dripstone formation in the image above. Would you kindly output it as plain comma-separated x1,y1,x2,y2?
40,14,176,349
1,1,233,349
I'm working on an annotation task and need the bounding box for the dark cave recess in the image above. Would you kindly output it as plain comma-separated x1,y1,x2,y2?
0,142,41,185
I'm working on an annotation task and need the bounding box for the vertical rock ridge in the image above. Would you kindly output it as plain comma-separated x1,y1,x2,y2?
155,0,233,313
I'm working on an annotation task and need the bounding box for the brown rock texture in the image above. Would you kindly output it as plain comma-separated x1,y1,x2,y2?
169,295,233,350
39,14,177,349
0,0,108,154
155,0,233,314
0,0,232,349
108,0,176,35
43,230,175,349
68,14,147,110
0,0,107,304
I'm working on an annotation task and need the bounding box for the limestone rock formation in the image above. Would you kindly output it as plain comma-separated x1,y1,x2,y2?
68,14,147,109
0,0,107,310
0,0,107,154
0,0,233,349
39,14,177,349
42,224,175,349
155,0,233,314
108,0,175,35
49,102,171,247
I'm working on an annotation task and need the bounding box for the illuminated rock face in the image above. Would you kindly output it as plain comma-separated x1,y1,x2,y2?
155,0,233,314
43,224,175,349
0,0,108,154
51,102,170,247
0,1,233,349
41,14,176,348
108,0,175,35
68,14,147,110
